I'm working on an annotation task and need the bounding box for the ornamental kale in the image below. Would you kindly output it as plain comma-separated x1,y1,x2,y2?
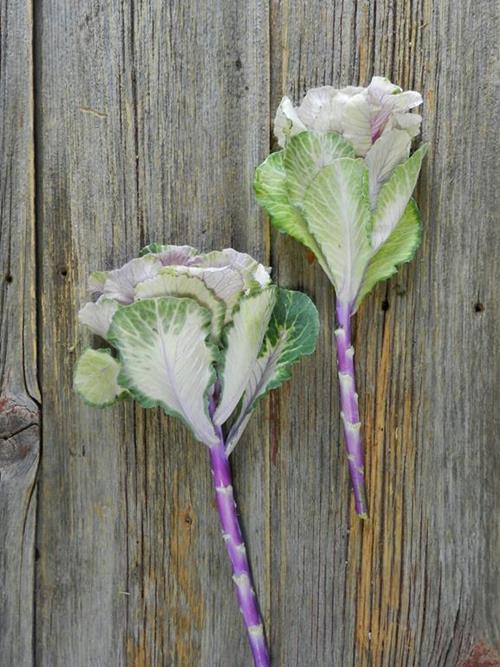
74,244,319,666
255,77,427,518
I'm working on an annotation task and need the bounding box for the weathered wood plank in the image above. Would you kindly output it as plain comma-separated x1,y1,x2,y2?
34,2,134,663
26,0,499,665
35,1,270,666
269,0,498,665
0,1,39,665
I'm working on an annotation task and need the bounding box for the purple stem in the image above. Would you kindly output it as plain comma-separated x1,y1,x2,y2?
335,300,368,518
207,401,270,666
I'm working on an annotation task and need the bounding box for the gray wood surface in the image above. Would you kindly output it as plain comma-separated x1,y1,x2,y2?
0,0,40,665
1,0,498,665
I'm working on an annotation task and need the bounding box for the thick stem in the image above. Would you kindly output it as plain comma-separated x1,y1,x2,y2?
207,416,270,666
335,300,368,518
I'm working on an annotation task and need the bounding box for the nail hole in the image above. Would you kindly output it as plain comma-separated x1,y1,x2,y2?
474,302,484,313
60,268,68,277
5,274,13,283
381,299,390,312
184,514,193,525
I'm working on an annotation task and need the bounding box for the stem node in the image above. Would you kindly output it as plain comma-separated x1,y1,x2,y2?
208,433,270,666
335,300,369,518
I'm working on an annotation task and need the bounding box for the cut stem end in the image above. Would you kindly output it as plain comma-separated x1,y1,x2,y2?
207,417,270,667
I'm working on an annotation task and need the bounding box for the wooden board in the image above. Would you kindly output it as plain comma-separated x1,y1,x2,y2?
269,1,499,664
0,0,40,665
1,0,498,665
34,2,270,666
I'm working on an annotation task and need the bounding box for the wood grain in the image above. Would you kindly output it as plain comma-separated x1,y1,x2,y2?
0,0,497,665
0,0,40,665
34,1,270,666
269,0,499,665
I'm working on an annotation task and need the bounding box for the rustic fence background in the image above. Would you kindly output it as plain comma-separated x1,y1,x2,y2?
1,0,498,665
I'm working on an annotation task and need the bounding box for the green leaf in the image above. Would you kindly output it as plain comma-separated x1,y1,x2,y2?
302,157,372,303
78,298,119,339
172,249,271,324
89,270,107,292
254,151,314,245
135,269,226,340
139,243,169,256
370,144,427,248
283,131,355,207
73,348,127,407
108,297,219,446
213,286,277,426
103,256,162,304
364,129,411,206
253,149,335,283
354,198,422,310
225,288,319,454
139,242,198,257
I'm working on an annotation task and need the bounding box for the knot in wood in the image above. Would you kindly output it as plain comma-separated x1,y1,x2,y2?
0,393,40,478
